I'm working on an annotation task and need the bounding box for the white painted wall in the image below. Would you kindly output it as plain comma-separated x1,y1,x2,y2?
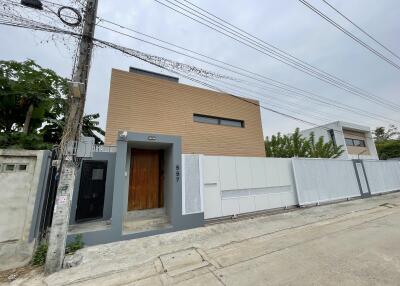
0,150,48,271
299,121,378,160
292,158,361,205
363,160,400,194
184,154,399,220
202,156,297,219
182,154,203,215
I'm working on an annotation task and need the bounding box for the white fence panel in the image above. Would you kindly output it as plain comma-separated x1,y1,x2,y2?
202,156,297,219
363,160,400,194
292,158,361,205
182,155,203,214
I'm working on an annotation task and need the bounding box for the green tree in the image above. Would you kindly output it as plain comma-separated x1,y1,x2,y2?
41,113,105,145
373,125,400,159
308,132,344,158
0,59,104,149
0,59,67,133
373,125,399,142
265,128,344,158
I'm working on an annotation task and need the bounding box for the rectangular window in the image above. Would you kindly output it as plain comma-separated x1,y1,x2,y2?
345,138,366,147
5,164,15,172
345,138,354,146
193,114,244,128
18,164,27,171
353,139,366,147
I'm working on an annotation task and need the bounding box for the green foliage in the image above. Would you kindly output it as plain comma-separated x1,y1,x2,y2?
41,113,105,145
31,243,48,266
373,125,400,160
65,234,84,254
0,59,105,149
0,59,67,133
376,140,400,160
373,125,399,142
0,132,52,150
265,128,344,158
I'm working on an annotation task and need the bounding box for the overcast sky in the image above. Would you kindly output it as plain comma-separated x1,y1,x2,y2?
1,0,399,138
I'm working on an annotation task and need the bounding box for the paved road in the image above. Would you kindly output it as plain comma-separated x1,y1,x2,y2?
9,193,400,285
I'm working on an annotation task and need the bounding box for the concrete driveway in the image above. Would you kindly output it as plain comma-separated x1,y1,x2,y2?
9,192,400,285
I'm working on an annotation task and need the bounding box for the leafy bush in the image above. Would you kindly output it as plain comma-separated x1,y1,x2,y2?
65,234,84,254
31,243,48,266
376,140,400,160
265,128,344,158
0,132,52,150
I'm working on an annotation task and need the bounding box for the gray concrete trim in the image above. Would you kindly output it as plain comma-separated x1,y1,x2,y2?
359,160,372,195
290,158,302,206
67,132,204,246
67,213,204,246
352,159,371,198
29,150,52,242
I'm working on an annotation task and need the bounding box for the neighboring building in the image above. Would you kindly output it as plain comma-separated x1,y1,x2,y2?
105,68,265,157
299,121,379,160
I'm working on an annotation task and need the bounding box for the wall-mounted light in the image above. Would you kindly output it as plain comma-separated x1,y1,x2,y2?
147,136,157,141
21,0,43,10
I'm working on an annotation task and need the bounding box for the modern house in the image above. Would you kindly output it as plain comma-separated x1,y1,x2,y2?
105,67,265,157
67,67,265,245
299,121,379,160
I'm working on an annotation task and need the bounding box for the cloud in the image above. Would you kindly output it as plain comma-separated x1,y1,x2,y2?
1,0,399,138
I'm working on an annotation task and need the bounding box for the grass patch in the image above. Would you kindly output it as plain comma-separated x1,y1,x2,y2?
65,234,84,254
31,243,48,266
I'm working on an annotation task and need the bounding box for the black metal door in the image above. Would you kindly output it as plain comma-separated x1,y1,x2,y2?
76,161,107,222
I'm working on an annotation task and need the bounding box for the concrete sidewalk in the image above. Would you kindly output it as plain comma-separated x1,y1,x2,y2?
9,192,400,285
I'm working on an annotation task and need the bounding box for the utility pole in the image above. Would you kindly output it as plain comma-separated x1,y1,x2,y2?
45,0,98,274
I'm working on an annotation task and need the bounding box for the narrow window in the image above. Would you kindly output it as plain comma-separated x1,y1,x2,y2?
327,129,336,146
193,114,244,128
193,114,219,125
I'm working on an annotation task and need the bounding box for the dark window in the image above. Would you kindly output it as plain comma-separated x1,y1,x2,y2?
345,138,354,146
18,164,27,171
5,164,15,171
327,129,336,146
345,138,366,147
353,139,366,147
193,114,244,128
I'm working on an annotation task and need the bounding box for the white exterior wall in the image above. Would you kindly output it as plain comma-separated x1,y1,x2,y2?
182,154,203,215
300,121,378,160
201,156,297,219
183,153,399,220
0,150,48,271
292,158,361,205
363,160,400,194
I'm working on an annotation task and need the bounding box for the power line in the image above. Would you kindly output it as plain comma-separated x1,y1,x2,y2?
0,15,382,139
298,0,400,69
95,21,400,125
321,0,400,61
20,0,400,112
2,12,396,131
151,0,400,111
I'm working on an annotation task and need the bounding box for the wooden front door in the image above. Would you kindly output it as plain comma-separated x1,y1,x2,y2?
128,149,162,211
